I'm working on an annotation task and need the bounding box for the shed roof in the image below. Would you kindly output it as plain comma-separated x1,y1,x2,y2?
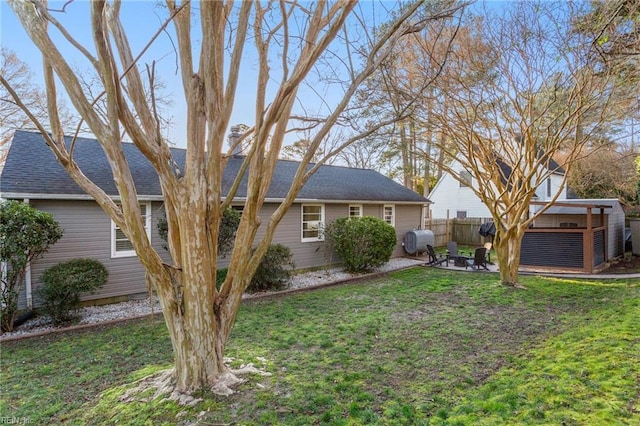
0,130,429,204
534,199,622,215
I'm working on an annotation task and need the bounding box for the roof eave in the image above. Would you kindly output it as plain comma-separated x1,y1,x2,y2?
0,192,430,205
0,192,164,202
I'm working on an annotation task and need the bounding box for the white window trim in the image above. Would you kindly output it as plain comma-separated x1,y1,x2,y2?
349,204,363,218
383,204,395,227
301,203,325,242
111,202,152,258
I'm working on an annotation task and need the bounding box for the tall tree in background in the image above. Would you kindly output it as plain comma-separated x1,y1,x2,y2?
0,48,77,152
567,143,638,203
577,0,640,202
2,0,463,396
430,1,623,286
585,0,639,75
356,10,490,196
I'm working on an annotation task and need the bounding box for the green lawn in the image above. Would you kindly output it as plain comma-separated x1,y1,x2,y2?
1,268,638,425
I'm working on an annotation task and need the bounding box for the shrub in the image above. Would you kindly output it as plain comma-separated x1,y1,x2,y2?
36,259,108,325
324,216,397,273
0,200,63,332
216,268,228,290
247,244,295,293
157,207,241,257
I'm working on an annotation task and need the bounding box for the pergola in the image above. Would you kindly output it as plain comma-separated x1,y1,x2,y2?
521,201,611,273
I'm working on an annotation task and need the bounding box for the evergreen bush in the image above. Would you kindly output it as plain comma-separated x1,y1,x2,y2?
157,207,241,257
36,259,108,325
247,244,295,293
324,216,397,273
0,200,63,332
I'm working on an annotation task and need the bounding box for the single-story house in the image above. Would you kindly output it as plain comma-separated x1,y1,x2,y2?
1,131,430,308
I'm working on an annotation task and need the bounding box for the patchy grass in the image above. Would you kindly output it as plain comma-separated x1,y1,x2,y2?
1,268,638,425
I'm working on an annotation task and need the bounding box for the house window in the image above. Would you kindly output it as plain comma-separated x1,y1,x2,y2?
383,204,395,227
111,202,151,258
457,211,467,219
459,171,472,187
349,204,363,218
546,177,552,197
302,204,324,242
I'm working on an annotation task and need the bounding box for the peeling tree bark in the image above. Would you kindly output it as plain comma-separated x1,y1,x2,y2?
5,0,464,393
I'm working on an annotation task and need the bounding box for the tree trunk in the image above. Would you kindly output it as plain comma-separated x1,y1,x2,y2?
494,226,524,286
400,123,411,188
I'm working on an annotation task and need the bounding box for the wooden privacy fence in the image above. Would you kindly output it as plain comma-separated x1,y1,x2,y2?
422,217,494,247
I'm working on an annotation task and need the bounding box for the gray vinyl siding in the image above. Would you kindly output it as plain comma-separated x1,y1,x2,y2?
267,202,424,270
20,200,168,309
393,204,425,256
17,199,424,308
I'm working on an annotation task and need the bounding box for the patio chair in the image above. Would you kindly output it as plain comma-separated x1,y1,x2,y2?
466,247,489,270
426,245,447,266
483,242,493,263
446,241,467,267
446,241,458,257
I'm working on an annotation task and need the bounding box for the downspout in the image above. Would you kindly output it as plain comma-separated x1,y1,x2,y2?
23,199,33,309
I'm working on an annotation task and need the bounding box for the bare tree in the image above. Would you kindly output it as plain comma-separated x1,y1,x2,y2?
0,48,78,155
356,11,488,195
2,0,462,396
566,144,638,204
281,137,338,164
431,2,623,286
583,0,640,73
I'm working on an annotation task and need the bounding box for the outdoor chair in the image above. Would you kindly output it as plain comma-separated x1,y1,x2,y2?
446,241,467,267
446,241,458,257
426,245,447,266
483,242,493,263
466,247,489,270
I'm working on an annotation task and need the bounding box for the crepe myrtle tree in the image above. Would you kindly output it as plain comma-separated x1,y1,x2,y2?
2,0,464,395
423,1,624,286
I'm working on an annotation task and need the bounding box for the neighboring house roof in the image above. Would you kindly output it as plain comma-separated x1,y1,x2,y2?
495,154,564,184
0,130,429,204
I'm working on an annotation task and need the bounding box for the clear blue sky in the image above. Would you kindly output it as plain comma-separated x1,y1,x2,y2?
1,1,411,148
1,1,515,150
1,1,293,147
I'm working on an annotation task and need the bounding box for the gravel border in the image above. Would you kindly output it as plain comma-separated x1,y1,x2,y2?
1,258,426,341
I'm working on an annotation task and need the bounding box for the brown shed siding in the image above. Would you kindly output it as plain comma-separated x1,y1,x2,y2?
534,209,624,259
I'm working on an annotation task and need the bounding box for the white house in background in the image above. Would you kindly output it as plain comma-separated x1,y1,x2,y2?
428,156,567,219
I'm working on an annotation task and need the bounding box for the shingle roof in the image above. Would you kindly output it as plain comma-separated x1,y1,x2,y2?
0,130,429,204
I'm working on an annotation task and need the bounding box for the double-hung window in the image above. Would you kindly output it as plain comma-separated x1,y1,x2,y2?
301,204,324,242
349,204,363,218
111,202,151,258
383,204,395,227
